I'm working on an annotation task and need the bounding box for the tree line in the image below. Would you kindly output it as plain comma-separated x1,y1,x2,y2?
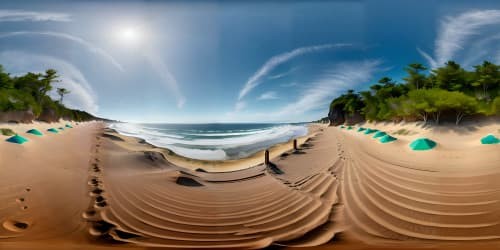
0,65,95,122
330,61,500,125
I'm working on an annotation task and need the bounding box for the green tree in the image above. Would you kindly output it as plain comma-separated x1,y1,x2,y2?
57,88,70,104
406,89,437,123
0,65,12,89
404,63,427,89
38,69,59,104
472,61,500,100
431,61,468,91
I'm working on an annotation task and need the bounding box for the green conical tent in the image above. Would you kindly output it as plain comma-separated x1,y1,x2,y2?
357,127,366,132
409,138,437,151
480,134,499,144
379,134,397,143
340,125,345,129
6,134,29,144
26,129,43,136
364,128,378,134
347,126,353,130
47,128,59,133
65,124,73,128
373,131,387,138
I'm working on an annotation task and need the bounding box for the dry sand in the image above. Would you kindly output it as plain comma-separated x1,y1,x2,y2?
0,119,499,249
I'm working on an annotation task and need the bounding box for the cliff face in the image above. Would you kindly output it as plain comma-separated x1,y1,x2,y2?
328,107,364,126
345,112,364,125
0,110,36,123
328,106,345,126
0,108,106,123
37,108,59,123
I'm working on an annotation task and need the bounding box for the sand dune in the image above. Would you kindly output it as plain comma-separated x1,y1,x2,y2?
85,128,339,248
1,120,500,249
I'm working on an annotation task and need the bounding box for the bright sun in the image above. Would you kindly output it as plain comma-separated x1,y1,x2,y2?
115,26,143,47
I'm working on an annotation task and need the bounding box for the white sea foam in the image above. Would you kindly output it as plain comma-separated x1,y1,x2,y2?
109,123,308,160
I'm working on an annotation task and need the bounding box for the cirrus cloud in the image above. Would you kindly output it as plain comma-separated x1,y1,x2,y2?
0,31,124,72
238,43,351,100
0,9,71,22
419,9,500,68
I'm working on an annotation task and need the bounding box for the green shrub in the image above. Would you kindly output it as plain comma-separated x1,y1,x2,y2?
0,128,15,136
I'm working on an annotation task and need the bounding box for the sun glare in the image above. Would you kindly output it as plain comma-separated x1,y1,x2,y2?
115,26,143,47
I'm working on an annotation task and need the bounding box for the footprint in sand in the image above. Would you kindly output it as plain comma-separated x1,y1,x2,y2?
2,220,29,232
94,196,108,208
88,177,100,186
88,220,114,236
15,198,25,203
91,188,103,196
92,164,101,173
25,188,31,192
82,209,97,220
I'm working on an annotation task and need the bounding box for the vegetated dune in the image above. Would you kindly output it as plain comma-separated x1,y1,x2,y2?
332,121,500,245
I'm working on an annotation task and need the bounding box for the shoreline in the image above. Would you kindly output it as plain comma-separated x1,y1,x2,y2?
1,119,499,249
103,123,326,172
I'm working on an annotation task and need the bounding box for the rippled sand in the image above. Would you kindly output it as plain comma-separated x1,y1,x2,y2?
1,120,499,249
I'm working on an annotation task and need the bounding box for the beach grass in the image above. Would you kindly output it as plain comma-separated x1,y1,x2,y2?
394,128,411,135
1,128,16,136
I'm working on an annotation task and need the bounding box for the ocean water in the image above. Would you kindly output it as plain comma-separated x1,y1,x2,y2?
108,123,309,160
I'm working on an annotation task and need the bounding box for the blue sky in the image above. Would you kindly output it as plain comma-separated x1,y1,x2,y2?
1,0,500,123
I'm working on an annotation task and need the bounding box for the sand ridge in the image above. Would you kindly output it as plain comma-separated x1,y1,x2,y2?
1,120,500,249
82,128,342,248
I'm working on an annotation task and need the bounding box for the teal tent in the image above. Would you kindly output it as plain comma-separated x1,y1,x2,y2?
357,127,366,132
373,131,387,138
340,125,345,129
480,134,499,144
347,126,353,130
26,129,43,136
6,134,28,144
409,138,436,151
47,128,59,133
65,124,73,128
379,134,397,143
364,128,378,134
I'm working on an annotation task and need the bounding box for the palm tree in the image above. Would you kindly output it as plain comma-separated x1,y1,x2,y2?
57,88,70,104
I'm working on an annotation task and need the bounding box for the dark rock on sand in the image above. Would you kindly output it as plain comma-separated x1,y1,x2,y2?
144,151,166,163
176,176,204,187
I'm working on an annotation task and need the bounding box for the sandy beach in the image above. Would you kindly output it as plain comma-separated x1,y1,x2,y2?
0,120,499,249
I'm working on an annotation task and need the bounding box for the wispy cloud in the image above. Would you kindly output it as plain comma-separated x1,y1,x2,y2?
0,31,124,71
0,9,71,22
144,52,185,108
0,51,98,114
238,43,351,100
268,66,299,80
257,91,279,100
274,60,381,118
419,10,500,68
225,60,381,122
235,101,246,112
